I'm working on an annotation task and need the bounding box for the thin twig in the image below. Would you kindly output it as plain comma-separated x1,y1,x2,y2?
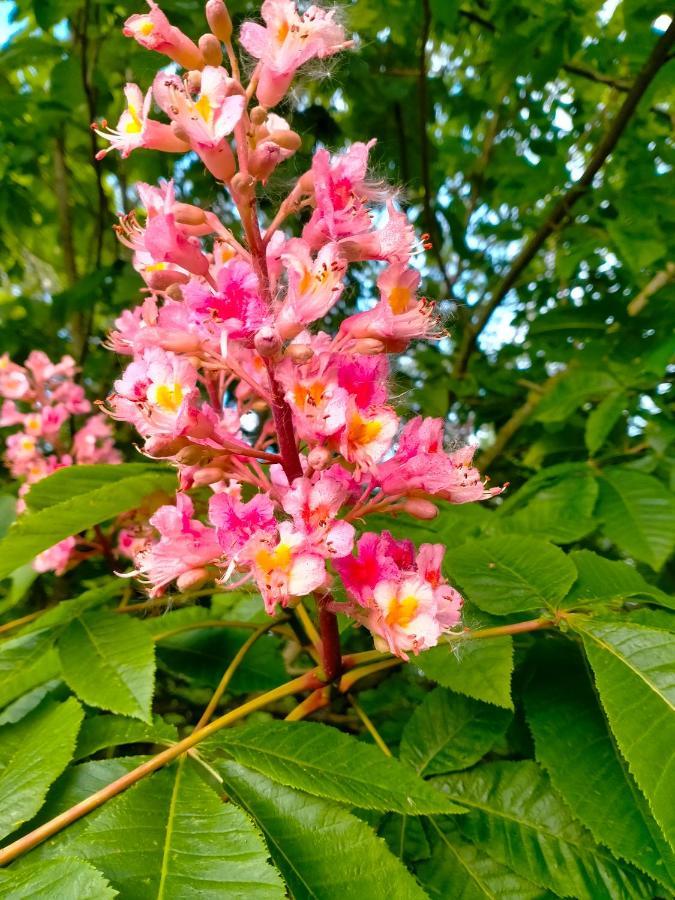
348,695,393,756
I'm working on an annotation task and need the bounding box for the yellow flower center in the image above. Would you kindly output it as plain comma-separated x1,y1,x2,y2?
386,594,419,628
194,94,212,123
348,413,382,446
124,104,143,134
276,20,290,43
138,19,154,36
293,381,326,409
20,437,36,452
255,542,292,574
148,382,184,412
387,285,412,315
25,416,41,433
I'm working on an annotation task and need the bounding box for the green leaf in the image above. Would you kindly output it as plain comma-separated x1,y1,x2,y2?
534,369,620,424
221,761,428,899
496,475,598,544
0,697,83,840
597,468,675,570
575,619,675,847
585,392,627,455
0,464,175,578
437,761,656,899
445,536,577,614
565,549,674,610
58,611,155,721
74,714,177,761
416,638,514,709
0,629,60,710
525,645,675,891
207,719,462,815
400,688,511,776
418,818,550,900
72,757,285,899
0,858,116,899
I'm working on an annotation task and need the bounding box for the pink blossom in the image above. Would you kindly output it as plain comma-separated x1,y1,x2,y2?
133,493,222,595
240,0,351,107
280,468,355,558
94,83,189,160
209,492,277,556
123,1,204,69
338,399,398,471
276,240,346,339
73,415,122,465
34,537,77,576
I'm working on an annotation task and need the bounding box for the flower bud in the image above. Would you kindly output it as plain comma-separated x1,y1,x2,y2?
230,172,256,199
307,446,332,471
352,338,386,355
298,171,315,196
165,283,184,301
250,106,268,126
185,70,202,94
199,33,223,66
173,202,208,226
205,0,232,43
192,466,225,486
267,129,302,152
254,325,283,360
177,567,211,592
144,435,187,458
402,498,439,520
161,333,203,353
175,445,209,466
284,343,314,364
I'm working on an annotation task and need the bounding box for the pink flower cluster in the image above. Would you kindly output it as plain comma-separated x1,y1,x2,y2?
96,0,502,658
0,352,121,574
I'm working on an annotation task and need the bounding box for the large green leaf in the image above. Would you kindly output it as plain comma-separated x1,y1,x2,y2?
596,468,675,571
564,549,674,610
221,761,428,899
72,757,285,899
437,761,656,899
417,818,550,900
525,644,675,891
58,610,156,721
0,858,116,899
585,392,626,455
399,688,511,776
74,714,177,761
0,697,83,840
534,369,620,424
445,537,576,614
0,464,175,578
576,619,675,847
496,474,598,544
416,638,514,709
0,629,60,710
207,719,462,815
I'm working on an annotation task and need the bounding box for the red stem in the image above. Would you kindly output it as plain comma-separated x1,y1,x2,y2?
317,593,342,682
264,358,303,483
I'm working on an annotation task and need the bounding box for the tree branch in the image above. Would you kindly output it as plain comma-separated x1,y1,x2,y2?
53,130,78,288
627,261,675,316
452,19,675,378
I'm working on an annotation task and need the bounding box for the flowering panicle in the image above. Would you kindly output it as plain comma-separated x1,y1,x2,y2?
95,0,503,659
0,352,121,574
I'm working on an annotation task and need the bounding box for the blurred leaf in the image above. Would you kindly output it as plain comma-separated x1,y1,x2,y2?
416,638,514,709
0,858,116,900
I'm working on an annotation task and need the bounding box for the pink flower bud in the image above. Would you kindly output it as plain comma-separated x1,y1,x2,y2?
267,129,302,152
250,106,268,126
205,0,232,43
177,567,211,591
192,466,225,486
231,172,256,198
352,338,386,355
161,334,204,353
198,33,223,66
298,170,314,194
254,325,283,359
402,499,439,520
173,202,207,226
185,70,202,94
284,344,314,364
165,283,184,301
307,446,332,470
171,121,191,144
175,445,209,466
144,435,187,458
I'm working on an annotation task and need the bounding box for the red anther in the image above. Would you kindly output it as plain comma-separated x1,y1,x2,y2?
423,241,433,250
421,232,430,240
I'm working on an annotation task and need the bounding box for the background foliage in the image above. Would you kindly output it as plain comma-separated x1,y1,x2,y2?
0,0,673,896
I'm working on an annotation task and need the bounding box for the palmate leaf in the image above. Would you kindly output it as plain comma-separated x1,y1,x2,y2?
436,761,656,900
0,629,59,710
69,757,285,899
58,611,156,722
495,473,598,544
525,645,675,891
400,688,511,776
445,536,577,614
0,464,175,579
221,761,428,900
74,714,177,761
575,618,675,848
416,638,514,709
0,697,83,840
0,857,116,899
417,817,550,900
596,467,675,571
206,719,462,815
